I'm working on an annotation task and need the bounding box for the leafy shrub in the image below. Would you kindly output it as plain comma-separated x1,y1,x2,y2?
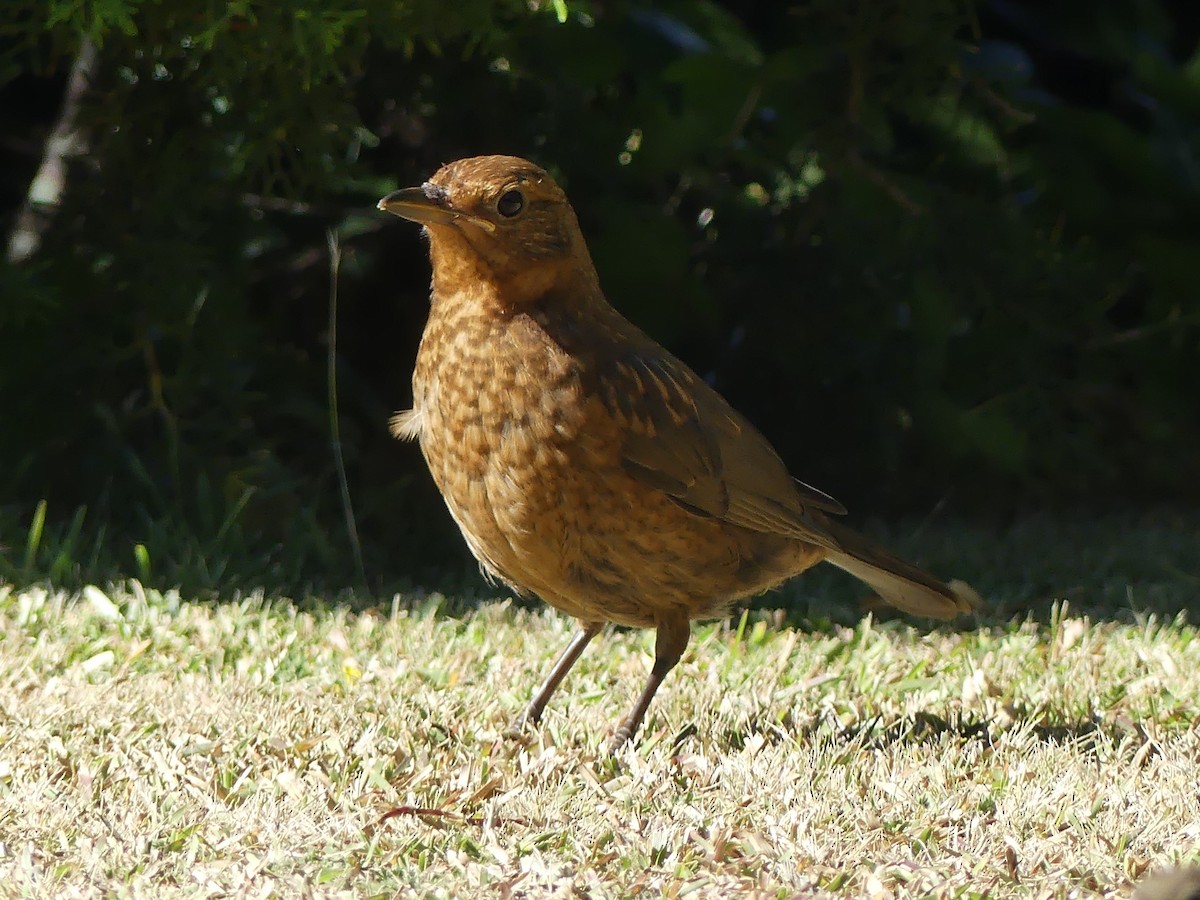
0,0,1196,587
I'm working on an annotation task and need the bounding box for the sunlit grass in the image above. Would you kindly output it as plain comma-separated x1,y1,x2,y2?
1,571,1198,897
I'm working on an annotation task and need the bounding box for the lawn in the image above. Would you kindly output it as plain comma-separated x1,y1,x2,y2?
1,516,1198,898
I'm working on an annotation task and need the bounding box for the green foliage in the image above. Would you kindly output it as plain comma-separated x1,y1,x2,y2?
0,0,1197,588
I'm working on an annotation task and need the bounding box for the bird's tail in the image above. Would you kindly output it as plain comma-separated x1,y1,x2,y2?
821,520,978,620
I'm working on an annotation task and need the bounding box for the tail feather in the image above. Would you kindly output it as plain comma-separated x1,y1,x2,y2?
822,521,977,620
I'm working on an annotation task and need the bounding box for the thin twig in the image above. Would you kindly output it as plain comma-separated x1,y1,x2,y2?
846,149,924,216
379,806,531,828
326,230,367,586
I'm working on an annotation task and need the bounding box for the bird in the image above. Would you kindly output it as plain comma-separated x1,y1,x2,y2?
378,155,974,751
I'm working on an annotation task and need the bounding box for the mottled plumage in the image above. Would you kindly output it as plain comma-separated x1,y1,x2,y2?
379,155,974,750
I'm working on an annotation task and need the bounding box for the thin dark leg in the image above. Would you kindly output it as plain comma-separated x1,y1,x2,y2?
608,614,691,752
508,621,603,736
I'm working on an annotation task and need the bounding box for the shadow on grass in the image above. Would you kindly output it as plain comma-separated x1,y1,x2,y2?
694,708,1158,758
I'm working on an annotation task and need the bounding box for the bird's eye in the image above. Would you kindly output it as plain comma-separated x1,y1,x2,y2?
496,189,524,218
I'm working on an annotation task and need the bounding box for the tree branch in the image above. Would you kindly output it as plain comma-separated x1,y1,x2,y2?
7,38,97,263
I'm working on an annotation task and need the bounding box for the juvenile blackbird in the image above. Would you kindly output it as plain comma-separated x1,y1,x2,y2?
379,155,973,751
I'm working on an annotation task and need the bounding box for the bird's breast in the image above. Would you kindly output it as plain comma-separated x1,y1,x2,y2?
414,302,603,475
410,300,614,591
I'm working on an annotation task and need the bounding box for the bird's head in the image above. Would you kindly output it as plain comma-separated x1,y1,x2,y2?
378,155,595,307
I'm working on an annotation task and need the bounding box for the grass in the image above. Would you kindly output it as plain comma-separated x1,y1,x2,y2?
0,524,1198,899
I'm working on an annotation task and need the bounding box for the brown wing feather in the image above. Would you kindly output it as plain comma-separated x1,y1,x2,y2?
607,347,844,547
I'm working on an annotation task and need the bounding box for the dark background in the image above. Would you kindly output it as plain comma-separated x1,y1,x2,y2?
1,0,1197,594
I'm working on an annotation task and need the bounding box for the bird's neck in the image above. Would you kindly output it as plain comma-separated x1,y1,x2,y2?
429,236,603,317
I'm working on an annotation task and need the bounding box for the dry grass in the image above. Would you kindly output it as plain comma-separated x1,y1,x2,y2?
0,580,1198,898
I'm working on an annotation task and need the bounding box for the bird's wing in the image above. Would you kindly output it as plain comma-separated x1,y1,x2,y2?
603,347,973,619
602,345,845,548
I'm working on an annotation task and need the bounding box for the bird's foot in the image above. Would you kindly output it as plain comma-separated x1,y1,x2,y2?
505,709,540,742
606,723,635,755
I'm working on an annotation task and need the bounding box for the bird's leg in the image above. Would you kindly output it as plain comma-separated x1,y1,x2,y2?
608,614,691,752
508,621,603,737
